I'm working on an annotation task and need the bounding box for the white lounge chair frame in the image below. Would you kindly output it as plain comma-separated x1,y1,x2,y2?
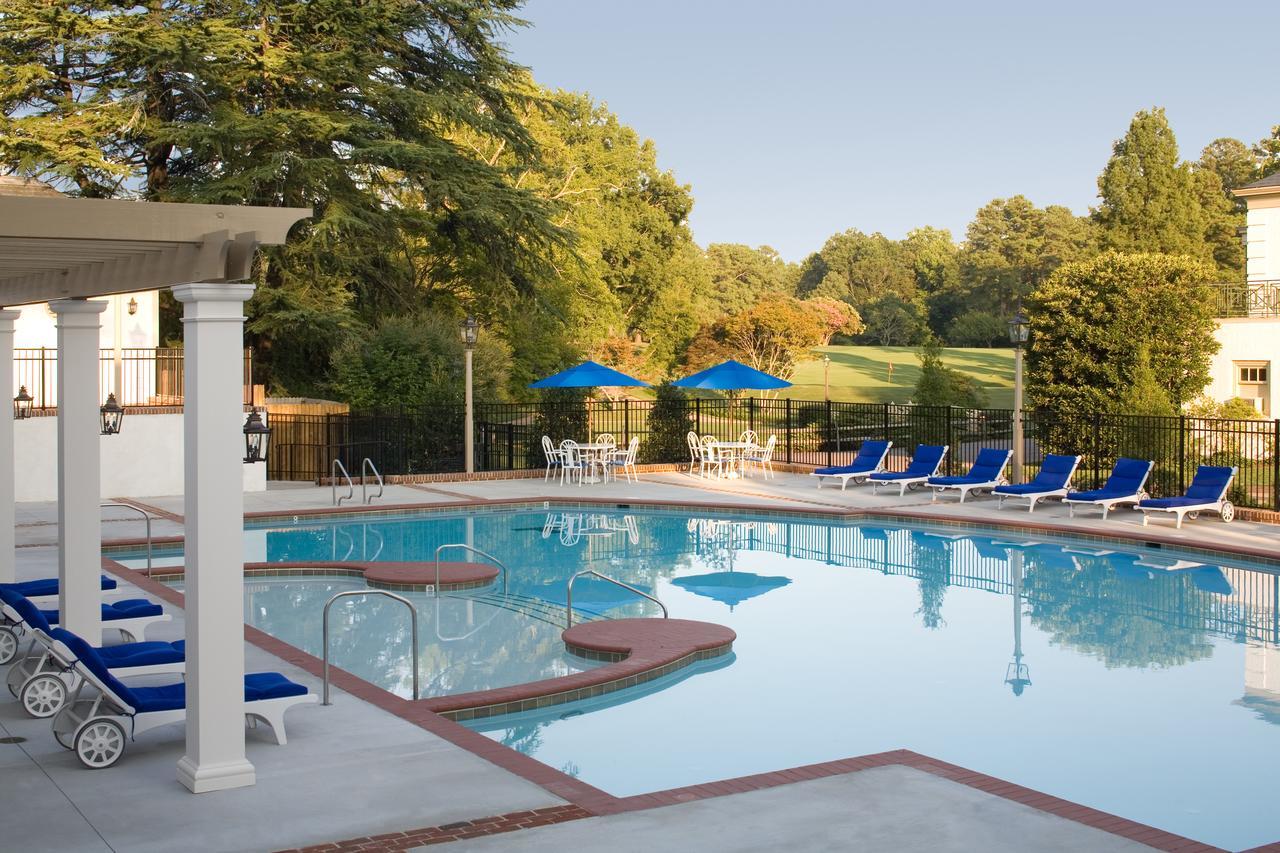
1063,463,1153,520
1139,489,1237,530
49,635,317,769
0,601,170,662
812,441,892,491
869,448,948,496
995,456,1082,513
927,450,1012,503
0,603,184,719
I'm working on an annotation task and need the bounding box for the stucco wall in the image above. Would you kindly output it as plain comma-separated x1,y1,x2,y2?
12,291,160,349
1245,203,1280,281
1207,319,1280,414
13,412,266,502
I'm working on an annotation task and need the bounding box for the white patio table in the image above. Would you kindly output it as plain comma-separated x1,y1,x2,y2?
712,441,755,479
575,443,615,483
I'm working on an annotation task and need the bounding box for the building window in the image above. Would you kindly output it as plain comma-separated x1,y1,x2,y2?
1235,361,1271,416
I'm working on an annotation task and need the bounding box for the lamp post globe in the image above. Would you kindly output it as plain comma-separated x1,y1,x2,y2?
460,315,479,350
242,409,270,464
99,393,124,436
13,385,33,420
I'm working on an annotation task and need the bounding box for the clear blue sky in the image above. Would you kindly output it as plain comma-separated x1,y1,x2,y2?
503,0,1277,261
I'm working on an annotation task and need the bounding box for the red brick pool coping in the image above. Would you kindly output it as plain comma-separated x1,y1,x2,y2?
138,560,498,593
96,493,1280,852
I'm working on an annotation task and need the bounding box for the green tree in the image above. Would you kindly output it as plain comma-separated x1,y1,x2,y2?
796,230,916,307
702,244,799,318
1094,108,1221,267
327,314,510,410
913,338,986,408
1199,138,1259,202
859,295,929,346
1027,252,1219,414
946,310,1007,347
1254,124,1280,183
684,294,827,382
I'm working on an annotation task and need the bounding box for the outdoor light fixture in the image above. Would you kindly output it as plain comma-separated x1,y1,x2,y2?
242,408,270,464
127,297,138,316
99,393,124,436
1007,304,1030,347
13,385,33,420
460,315,479,350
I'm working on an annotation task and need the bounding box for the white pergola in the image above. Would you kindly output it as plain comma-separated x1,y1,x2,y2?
0,188,310,793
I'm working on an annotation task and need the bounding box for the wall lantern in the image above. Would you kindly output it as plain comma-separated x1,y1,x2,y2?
243,408,270,463
13,386,33,420
100,393,125,436
127,297,138,316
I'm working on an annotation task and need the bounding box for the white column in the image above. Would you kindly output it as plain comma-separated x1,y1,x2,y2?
50,299,108,639
0,309,19,583
172,283,256,794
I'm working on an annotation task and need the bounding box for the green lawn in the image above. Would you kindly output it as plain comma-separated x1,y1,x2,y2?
782,345,1016,408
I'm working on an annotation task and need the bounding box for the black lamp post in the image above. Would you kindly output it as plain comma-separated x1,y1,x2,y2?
99,393,124,435
13,385,33,420
242,408,270,463
460,315,478,475
1008,303,1030,483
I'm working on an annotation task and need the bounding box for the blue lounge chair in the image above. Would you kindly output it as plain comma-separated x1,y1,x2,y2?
49,629,316,768
0,593,184,718
0,574,118,607
993,454,1082,512
0,588,170,664
811,440,892,490
1138,465,1237,529
926,448,1013,503
869,445,949,496
1062,458,1154,520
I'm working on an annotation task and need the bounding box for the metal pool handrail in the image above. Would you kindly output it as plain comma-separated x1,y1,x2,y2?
566,569,667,627
100,502,152,571
322,589,418,705
331,458,354,506
434,543,509,596
361,457,383,505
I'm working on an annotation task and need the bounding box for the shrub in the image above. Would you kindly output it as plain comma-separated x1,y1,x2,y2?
946,310,1007,347
640,383,691,463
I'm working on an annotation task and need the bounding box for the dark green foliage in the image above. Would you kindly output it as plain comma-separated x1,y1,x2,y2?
533,389,588,455
946,311,1007,347
640,383,691,463
913,339,986,408
327,314,510,410
859,295,929,346
1027,252,1218,414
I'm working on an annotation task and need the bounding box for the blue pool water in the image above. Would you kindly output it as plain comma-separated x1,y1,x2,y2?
125,507,1280,849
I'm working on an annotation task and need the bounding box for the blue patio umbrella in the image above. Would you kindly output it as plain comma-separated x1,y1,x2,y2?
671,571,791,610
671,359,791,391
529,360,650,389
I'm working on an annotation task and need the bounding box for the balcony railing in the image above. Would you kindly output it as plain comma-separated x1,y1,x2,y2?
13,347,254,409
1212,280,1280,318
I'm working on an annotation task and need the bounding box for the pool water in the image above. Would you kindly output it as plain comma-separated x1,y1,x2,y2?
126,507,1280,849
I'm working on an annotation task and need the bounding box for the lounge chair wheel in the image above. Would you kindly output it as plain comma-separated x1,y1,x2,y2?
0,626,17,665
20,673,66,718
1221,501,1235,523
75,718,126,769
1187,511,1200,520
7,663,27,697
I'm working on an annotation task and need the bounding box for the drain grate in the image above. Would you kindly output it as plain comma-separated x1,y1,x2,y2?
0,736,27,744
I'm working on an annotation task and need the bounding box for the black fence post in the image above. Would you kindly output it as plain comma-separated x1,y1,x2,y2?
624,400,631,447
945,407,955,475
882,402,890,446
1178,415,1187,493
1273,419,1280,511
506,423,514,470
748,397,756,436
786,398,793,464
695,398,702,436
825,399,833,467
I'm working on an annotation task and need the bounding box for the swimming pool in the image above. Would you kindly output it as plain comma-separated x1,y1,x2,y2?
121,506,1280,849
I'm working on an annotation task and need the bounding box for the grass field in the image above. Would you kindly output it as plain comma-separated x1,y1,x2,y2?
782,345,1016,408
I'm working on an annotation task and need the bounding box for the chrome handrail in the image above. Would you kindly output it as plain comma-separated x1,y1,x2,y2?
100,502,152,571
332,459,354,506
322,589,418,705
566,569,667,627
433,543,508,596
361,458,383,505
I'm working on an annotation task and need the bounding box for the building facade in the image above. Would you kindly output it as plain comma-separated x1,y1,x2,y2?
1204,174,1280,415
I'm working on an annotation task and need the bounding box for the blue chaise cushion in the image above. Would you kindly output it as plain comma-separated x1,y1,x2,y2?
815,440,890,475
870,445,946,480
0,575,118,598
98,640,186,668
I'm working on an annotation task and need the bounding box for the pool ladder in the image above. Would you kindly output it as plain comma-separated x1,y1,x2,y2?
321,589,419,705
331,458,383,505
100,502,152,571
565,570,667,627
434,543,509,596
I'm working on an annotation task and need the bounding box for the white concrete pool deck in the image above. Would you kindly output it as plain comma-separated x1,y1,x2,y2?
6,470,1268,851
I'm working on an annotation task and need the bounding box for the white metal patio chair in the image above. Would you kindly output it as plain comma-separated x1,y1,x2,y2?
541,435,565,482
559,440,587,486
686,432,701,474
744,434,778,479
698,435,724,479
607,436,641,483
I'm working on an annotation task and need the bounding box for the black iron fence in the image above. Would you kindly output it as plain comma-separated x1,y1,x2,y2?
266,398,1280,510
13,347,254,408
